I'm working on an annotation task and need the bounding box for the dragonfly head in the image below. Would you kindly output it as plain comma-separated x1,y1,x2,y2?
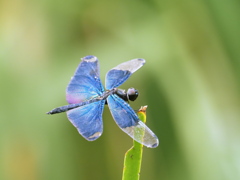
127,88,139,101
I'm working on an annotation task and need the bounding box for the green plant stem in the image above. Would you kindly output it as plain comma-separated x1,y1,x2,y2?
122,106,147,180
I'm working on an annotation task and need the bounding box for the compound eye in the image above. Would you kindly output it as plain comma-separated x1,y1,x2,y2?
127,88,139,101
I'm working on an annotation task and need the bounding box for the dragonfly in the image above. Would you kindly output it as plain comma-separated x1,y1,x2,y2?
47,55,159,148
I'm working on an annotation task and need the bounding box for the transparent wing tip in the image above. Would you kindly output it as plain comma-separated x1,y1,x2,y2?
147,137,159,148
85,132,102,141
81,55,97,62
113,58,146,73
137,58,146,64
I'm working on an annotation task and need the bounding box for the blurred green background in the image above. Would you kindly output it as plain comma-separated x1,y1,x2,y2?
1,0,240,180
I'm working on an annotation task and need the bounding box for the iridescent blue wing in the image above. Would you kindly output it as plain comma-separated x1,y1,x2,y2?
107,94,159,148
67,100,105,141
66,55,104,104
105,58,145,89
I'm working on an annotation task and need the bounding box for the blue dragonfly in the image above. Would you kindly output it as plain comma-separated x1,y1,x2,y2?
47,55,159,148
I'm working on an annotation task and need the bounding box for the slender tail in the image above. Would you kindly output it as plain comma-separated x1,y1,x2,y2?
46,103,79,114
46,98,103,115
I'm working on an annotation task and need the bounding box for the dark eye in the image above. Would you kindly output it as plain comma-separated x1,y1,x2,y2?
127,88,139,101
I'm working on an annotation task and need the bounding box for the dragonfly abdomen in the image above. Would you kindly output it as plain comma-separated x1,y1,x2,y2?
47,98,103,114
